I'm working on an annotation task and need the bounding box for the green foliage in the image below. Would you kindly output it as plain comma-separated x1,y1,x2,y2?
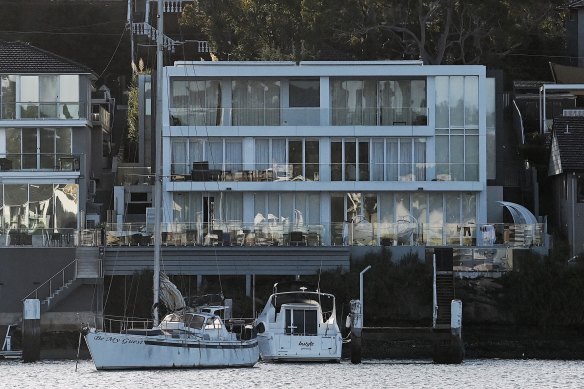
498,252,584,332
181,0,568,73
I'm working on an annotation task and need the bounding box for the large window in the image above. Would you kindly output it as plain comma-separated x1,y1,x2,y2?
6,127,72,170
0,183,78,230
16,75,80,119
255,138,319,181
435,129,478,181
331,191,477,245
171,138,242,175
170,79,221,126
232,79,280,125
331,78,427,126
332,138,426,182
435,76,480,181
289,79,319,107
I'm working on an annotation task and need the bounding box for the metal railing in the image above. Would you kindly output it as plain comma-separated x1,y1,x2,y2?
101,315,154,333
22,258,78,302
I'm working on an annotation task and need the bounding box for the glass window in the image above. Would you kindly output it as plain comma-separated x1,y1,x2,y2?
486,78,496,180
1,75,16,119
20,76,39,119
449,76,464,127
59,75,80,119
289,79,319,107
344,140,356,181
358,141,369,181
40,76,58,118
435,76,449,128
465,133,479,181
331,140,342,181
232,79,280,125
464,76,479,128
305,140,319,181
577,176,584,203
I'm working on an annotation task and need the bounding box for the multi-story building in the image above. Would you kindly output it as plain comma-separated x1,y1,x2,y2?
152,60,498,248
0,40,111,242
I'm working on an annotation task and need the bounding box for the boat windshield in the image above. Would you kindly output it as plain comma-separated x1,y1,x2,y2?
184,314,206,329
205,317,223,330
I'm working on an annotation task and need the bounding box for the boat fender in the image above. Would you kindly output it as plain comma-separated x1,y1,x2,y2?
256,322,266,334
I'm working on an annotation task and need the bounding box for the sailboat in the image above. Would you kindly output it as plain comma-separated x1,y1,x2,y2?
83,0,259,370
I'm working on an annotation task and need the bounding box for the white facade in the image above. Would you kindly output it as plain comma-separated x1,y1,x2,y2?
160,61,489,246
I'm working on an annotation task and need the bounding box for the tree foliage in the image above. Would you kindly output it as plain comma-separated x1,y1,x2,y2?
181,0,568,70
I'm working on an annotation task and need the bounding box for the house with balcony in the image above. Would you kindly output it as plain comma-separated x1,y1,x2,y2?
0,40,111,244
142,60,507,250
0,41,111,330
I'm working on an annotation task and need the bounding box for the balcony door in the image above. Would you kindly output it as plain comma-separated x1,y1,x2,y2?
6,128,72,170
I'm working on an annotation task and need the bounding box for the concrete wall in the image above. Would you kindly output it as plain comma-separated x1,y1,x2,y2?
103,246,351,276
0,248,76,313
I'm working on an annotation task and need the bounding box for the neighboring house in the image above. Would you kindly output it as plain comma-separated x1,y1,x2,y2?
548,116,584,256
0,41,110,240
143,60,503,248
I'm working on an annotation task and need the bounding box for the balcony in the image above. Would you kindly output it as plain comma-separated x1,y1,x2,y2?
0,154,81,172
100,221,544,250
1,102,83,120
169,106,428,127
168,162,480,183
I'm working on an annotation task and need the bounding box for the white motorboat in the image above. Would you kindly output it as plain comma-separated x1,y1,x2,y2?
254,281,342,362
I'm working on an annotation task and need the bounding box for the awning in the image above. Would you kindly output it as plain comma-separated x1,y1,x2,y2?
497,201,538,225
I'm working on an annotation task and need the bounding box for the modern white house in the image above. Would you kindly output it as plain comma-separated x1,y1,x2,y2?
146,60,501,248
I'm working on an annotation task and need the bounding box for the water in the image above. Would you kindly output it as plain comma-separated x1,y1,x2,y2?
2,359,584,388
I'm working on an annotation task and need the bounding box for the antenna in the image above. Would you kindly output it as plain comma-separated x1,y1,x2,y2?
565,124,570,134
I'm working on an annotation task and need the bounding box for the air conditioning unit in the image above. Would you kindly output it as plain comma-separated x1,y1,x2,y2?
88,180,97,196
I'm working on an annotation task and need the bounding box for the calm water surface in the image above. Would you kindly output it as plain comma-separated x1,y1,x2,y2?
2,359,584,388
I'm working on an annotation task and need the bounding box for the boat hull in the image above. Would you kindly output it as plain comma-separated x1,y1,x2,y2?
257,334,342,362
85,331,259,370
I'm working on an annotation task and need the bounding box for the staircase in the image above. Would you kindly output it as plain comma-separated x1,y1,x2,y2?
24,248,103,312
435,273,455,328
132,22,179,53
433,248,455,329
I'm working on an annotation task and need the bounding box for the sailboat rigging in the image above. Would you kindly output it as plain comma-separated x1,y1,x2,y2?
83,0,259,369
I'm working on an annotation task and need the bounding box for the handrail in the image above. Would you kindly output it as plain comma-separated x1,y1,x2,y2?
21,258,77,302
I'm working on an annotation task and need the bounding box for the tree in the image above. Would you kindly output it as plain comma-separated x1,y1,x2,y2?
180,0,568,72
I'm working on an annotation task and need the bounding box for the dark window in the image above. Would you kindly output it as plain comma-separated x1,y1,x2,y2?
578,175,584,203
289,79,320,107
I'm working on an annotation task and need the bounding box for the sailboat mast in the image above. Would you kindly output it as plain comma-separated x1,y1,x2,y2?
152,0,164,326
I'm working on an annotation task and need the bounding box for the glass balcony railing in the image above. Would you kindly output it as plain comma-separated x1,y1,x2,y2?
0,153,81,172
100,221,544,251
116,166,153,185
1,102,83,120
169,106,428,127
168,162,480,182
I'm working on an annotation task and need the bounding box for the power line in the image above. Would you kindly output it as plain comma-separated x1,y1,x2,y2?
0,30,127,37
98,24,128,79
